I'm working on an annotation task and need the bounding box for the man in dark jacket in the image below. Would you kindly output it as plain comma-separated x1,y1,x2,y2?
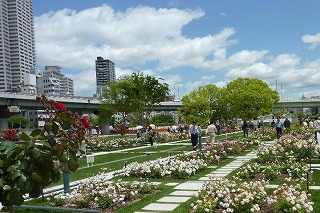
284,118,291,129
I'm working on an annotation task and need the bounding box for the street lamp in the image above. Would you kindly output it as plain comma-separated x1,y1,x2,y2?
227,103,231,121
87,99,92,137
173,81,176,99
87,99,91,118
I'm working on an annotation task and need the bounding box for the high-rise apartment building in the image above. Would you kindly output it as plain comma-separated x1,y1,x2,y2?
95,56,115,96
37,65,74,96
60,76,74,96
0,0,36,92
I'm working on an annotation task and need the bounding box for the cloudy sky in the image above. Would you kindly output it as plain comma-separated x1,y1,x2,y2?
33,0,320,100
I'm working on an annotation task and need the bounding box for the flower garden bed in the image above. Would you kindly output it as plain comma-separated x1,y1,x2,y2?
191,178,313,212
45,173,159,212
86,132,190,152
191,129,318,212
9,126,320,212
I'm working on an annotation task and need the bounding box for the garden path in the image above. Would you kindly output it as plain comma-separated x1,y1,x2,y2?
14,139,320,212
134,151,257,212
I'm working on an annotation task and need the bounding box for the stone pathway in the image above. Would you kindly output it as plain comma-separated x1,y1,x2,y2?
9,139,320,212
136,151,257,212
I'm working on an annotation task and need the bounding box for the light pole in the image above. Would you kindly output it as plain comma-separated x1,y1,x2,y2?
87,99,92,137
173,81,176,99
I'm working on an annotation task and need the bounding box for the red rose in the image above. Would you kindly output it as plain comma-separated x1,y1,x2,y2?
54,102,66,111
81,116,90,128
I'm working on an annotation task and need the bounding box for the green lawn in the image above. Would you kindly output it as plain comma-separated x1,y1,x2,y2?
12,132,320,212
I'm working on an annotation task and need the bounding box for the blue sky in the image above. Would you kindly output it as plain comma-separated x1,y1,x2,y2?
33,0,320,100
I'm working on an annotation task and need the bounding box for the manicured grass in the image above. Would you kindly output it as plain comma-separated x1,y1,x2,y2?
311,189,320,212
116,185,174,213
20,132,320,213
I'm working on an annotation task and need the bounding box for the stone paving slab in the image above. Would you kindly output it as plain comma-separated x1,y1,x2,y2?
143,203,179,211
208,173,227,176
216,168,235,171
227,163,244,167
212,171,231,174
157,196,191,203
266,184,279,188
309,186,320,190
223,166,241,169
199,174,226,180
199,176,215,181
165,182,179,186
134,212,153,213
170,190,196,196
236,156,255,159
174,181,204,191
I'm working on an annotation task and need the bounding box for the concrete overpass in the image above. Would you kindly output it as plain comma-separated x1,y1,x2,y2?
273,99,320,109
0,92,181,113
0,92,100,113
2,92,320,113
1,92,320,128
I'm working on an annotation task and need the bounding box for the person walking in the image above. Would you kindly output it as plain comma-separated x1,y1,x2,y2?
275,118,283,139
188,121,199,150
242,121,249,137
314,117,320,143
206,121,217,145
197,124,202,151
283,118,291,129
147,126,155,146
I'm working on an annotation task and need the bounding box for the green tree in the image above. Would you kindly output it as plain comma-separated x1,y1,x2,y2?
151,114,175,125
0,96,89,211
100,72,169,127
178,84,223,124
7,115,29,129
225,78,279,120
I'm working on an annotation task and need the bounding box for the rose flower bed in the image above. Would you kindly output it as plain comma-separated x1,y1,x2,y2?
46,173,158,212
191,178,313,213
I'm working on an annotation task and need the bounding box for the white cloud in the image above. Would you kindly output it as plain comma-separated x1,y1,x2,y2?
34,4,320,99
35,5,206,69
302,33,320,50
269,54,300,69
202,75,215,81
219,12,227,17
67,69,96,96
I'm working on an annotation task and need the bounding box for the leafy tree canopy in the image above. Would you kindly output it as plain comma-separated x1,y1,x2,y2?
179,84,223,124
100,72,169,126
224,78,279,120
178,78,279,123
8,115,29,129
151,114,175,125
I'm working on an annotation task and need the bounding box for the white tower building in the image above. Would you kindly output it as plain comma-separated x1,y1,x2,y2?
0,0,36,92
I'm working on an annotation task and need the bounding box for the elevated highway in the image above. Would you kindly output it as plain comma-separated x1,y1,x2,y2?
1,92,320,116
273,99,320,109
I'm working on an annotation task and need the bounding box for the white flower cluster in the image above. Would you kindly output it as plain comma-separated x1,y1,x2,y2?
191,178,268,212
122,154,207,179
192,178,314,212
267,184,313,212
236,161,260,179
256,135,318,160
48,173,157,210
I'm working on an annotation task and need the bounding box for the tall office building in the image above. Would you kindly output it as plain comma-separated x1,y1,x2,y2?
0,0,36,92
95,56,115,96
37,65,74,96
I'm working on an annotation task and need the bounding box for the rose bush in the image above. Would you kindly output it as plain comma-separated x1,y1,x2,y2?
0,95,89,209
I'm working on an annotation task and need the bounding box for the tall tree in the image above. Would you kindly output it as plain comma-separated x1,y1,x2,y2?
178,84,223,124
100,72,169,126
225,78,279,120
